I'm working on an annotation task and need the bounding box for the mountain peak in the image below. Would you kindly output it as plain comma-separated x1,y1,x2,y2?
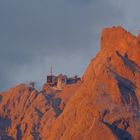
0,26,140,140
101,26,137,51
47,26,140,140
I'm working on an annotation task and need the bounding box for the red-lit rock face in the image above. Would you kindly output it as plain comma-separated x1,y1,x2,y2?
0,26,140,140
47,26,140,140
0,83,81,139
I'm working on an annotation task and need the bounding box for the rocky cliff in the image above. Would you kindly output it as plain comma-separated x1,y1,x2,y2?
0,83,81,139
0,26,140,140
46,26,140,140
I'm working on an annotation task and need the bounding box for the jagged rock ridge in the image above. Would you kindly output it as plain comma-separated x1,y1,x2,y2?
46,26,140,140
0,26,140,140
0,83,81,139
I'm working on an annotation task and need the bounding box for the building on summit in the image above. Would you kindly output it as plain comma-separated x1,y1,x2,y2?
46,73,80,90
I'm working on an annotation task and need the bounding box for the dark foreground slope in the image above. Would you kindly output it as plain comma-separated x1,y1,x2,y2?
46,26,140,140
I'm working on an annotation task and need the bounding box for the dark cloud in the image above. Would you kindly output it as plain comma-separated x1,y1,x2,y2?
0,0,139,91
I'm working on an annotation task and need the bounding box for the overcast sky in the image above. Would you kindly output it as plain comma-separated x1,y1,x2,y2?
0,0,140,91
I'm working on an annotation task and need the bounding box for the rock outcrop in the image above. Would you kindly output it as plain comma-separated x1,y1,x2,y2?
0,26,140,140
46,26,140,140
0,83,81,139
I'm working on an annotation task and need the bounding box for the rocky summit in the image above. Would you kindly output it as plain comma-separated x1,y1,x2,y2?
0,26,140,140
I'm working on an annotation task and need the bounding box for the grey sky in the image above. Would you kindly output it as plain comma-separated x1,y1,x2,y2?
0,0,140,91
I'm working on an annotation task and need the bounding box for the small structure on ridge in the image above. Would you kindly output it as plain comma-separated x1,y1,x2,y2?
46,68,81,90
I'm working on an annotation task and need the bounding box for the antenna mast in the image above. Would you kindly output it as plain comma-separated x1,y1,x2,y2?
50,66,52,76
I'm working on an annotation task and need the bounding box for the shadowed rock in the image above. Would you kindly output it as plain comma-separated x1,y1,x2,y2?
44,93,62,116
114,73,139,109
116,51,140,74
0,95,2,103
16,124,22,140
102,119,133,140
0,116,14,140
52,98,62,117
35,108,43,118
